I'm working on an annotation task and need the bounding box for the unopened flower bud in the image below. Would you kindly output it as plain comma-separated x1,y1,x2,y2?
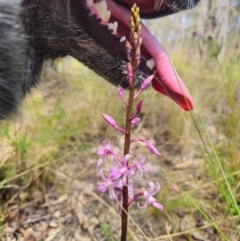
136,15,140,28
126,41,131,61
135,46,141,67
136,6,140,14
137,25,142,38
138,37,142,48
133,11,138,21
133,32,138,48
127,62,133,76
131,20,135,32
126,41,131,50
127,62,133,87
136,99,143,115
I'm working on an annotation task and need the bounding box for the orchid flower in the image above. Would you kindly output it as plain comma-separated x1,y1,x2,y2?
137,182,163,211
110,154,135,186
117,179,136,212
97,169,122,200
117,179,135,203
96,140,116,166
131,138,160,156
133,155,151,178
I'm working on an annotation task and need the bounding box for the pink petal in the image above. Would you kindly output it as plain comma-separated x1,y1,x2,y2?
137,202,147,210
109,186,117,200
102,113,117,126
143,190,150,199
97,184,107,193
118,86,123,97
113,156,122,167
97,158,104,167
114,125,127,134
130,139,160,156
101,140,106,146
148,182,155,193
131,117,141,124
134,75,154,99
109,168,122,180
96,149,104,155
130,138,144,143
141,75,154,90
105,141,112,149
102,113,127,134
118,86,127,106
152,202,164,211
127,62,133,78
151,182,161,195
122,154,131,165
145,141,160,156
136,99,143,115
99,169,108,181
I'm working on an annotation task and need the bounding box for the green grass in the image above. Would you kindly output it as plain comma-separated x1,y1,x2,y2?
0,55,240,240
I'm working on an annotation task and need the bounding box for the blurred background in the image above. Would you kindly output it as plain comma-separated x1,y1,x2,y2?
148,0,239,61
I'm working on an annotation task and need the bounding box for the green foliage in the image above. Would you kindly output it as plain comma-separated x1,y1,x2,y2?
0,56,240,239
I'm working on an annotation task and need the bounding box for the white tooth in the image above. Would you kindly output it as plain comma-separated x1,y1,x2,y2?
122,70,128,75
146,58,155,70
86,0,94,6
103,10,111,22
94,1,107,17
87,0,111,22
108,21,118,34
154,0,163,11
120,36,126,42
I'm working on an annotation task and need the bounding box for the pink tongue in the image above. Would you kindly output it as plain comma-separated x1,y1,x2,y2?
107,1,194,111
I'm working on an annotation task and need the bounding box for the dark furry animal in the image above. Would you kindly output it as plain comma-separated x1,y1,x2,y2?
0,0,201,119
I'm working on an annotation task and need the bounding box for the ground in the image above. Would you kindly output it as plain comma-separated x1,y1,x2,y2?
1,57,240,241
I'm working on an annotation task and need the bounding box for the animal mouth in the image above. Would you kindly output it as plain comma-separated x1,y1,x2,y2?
71,0,194,111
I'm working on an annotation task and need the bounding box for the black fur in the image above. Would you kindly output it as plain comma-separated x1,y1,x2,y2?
0,0,201,119
0,0,25,117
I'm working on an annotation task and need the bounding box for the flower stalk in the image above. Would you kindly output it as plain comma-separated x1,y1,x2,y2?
96,4,163,241
121,5,142,240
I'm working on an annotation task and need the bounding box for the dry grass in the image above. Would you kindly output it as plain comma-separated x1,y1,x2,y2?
0,55,239,240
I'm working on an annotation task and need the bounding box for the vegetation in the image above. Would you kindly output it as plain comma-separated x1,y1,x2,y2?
1,1,240,240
